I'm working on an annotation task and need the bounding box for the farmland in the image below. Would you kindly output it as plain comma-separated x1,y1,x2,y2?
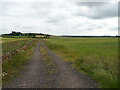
1,38,38,84
1,38,30,44
44,37,118,88
1,37,118,88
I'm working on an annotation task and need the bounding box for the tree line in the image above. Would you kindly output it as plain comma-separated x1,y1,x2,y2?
2,31,50,38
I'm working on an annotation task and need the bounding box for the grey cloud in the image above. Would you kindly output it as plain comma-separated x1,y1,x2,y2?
91,3,117,19
76,2,107,7
46,16,66,24
75,2,118,19
47,19,61,23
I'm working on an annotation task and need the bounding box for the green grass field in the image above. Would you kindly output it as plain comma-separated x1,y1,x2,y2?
44,37,118,88
2,36,29,38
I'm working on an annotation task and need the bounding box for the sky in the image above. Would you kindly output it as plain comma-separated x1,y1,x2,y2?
0,0,118,36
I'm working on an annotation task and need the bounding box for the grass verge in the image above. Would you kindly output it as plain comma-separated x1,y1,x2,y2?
2,39,38,85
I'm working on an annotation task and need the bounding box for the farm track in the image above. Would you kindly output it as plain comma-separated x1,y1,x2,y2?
3,40,98,88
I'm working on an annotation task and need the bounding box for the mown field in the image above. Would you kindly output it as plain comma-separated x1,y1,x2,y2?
1,38,38,84
44,37,118,88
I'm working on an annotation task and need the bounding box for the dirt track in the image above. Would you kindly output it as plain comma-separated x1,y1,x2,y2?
3,40,98,88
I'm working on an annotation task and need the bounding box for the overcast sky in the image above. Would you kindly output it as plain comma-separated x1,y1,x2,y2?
0,0,118,36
